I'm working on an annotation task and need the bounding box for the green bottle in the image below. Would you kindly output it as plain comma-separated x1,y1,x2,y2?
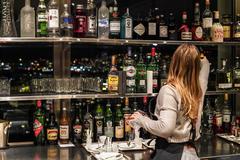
94,100,104,141
136,47,147,93
114,103,124,141
104,101,114,137
36,0,48,37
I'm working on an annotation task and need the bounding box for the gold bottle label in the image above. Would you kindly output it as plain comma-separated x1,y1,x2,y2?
108,75,119,91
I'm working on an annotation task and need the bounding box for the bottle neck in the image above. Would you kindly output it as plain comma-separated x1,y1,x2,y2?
25,0,30,6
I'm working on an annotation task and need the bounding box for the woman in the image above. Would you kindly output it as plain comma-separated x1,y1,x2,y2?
129,44,210,160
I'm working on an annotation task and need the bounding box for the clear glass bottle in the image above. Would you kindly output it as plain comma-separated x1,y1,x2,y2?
233,14,240,41
233,57,240,89
216,59,232,90
86,0,97,38
211,11,223,42
36,0,48,37
202,0,213,41
74,4,87,38
191,2,203,41
60,4,73,37
48,0,60,37
120,8,133,39
20,0,35,37
98,0,109,39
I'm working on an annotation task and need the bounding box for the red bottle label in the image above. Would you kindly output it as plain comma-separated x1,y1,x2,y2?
33,119,43,137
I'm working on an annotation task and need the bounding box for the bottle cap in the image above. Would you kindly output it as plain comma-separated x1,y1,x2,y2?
143,96,148,104
151,47,156,56
37,100,41,108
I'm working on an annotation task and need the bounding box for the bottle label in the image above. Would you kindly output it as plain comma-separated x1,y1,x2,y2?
60,125,69,140
159,26,168,37
48,9,59,28
96,119,103,134
38,14,47,22
124,114,131,133
195,26,203,39
33,119,43,137
203,18,213,28
223,114,231,123
125,18,132,38
216,116,222,127
134,23,145,36
148,22,156,36
73,124,82,138
76,16,87,33
105,121,113,137
87,16,96,33
47,129,58,141
110,20,120,32
208,115,213,124
218,83,232,89
139,80,146,86
115,120,124,139
126,66,136,77
99,18,109,27
223,26,231,38
181,32,192,40
211,26,223,42
108,75,119,91
61,17,73,29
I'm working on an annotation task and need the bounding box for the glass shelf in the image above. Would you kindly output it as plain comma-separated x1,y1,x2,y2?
0,37,239,46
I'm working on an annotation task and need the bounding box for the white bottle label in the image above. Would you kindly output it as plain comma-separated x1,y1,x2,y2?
181,32,192,40
148,22,156,35
195,26,203,39
87,16,96,33
134,23,145,36
203,18,213,28
48,9,59,28
38,14,47,22
110,21,120,32
125,18,132,38
223,114,231,123
218,83,232,89
211,25,224,42
60,125,69,140
159,26,168,37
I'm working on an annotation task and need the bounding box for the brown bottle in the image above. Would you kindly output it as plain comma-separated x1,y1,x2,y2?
59,101,70,144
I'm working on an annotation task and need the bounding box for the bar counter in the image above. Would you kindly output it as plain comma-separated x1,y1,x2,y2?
1,135,240,160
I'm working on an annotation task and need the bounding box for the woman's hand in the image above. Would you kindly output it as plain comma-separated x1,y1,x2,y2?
127,111,143,128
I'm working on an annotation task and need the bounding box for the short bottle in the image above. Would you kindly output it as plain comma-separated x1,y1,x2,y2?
222,14,232,41
20,0,35,37
98,0,109,39
46,105,58,145
59,102,70,144
60,4,73,37
48,0,60,37
108,55,119,93
120,8,133,39
74,4,87,38
211,11,223,42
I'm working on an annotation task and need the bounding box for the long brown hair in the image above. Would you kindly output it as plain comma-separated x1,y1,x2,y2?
167,44,202,124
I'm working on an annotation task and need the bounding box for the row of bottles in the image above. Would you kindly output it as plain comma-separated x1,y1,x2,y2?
33,97,151,145
16,0,240,41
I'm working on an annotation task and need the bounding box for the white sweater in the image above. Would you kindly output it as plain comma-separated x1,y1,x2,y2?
137,58,210,143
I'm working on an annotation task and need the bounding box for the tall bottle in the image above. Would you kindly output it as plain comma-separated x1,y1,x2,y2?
159,59,168,87
60,4,73,37
123,97,131,140
98,0,109,39
147,9,157,39
86,0,97,38
59,102,70,144
120,8,133,39
20,0,35,37
114,103,124,141
213,97,223,134
109,0,120,39
136,47,147,93
140,96,150,139
74,4,87,38
202,0,213,41
168,13,177,40
82,101,93,143
233,57,240,89
179,12,192,41
211,11,223,42
124,47,136,93
33,100,45,145
202,98,213,134
94,100,104,141
216,59,232,90
48,0,60,37
72,102,83,144
46,104,58,145
108,55,119,93
36,0,48,37
147,47,159,93
222,94,231,133
104,101,113,137
158,14,168,40
192,2,203,41
233,14,240,41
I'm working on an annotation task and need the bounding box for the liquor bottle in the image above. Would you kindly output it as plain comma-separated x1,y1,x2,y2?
136,47,147,93
124,47,136,93
104,101,113,137
108,55,119,93
222,94,231,133
94,100,104,141
202,98,213,134
211,11,223,42
147,47,159,93
36,0,48,37
202,0,213,41
72,102,83,144
20,0,35,37
86,0,97,38
82,101,93,143
48,0,60,37
109,0,120,39
179,12,192,41
45,101,51,126
46,104,58,145
158,14,168,40
213,98,223,134
216,59,232,90
33,100,45,145
98,0,109,39
60,4,73,37
168,13,177,40
123,97,131,140
222,14,232,41
73,4,87,38
233,57,240,89
133,15,146,39
120,8,133,39
233,14,240,41
140,96,150,139
59,102,70,144
159,59,168,87
114,103,124,141
191,2,203,41
147,9,157,39
132,99,138,112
